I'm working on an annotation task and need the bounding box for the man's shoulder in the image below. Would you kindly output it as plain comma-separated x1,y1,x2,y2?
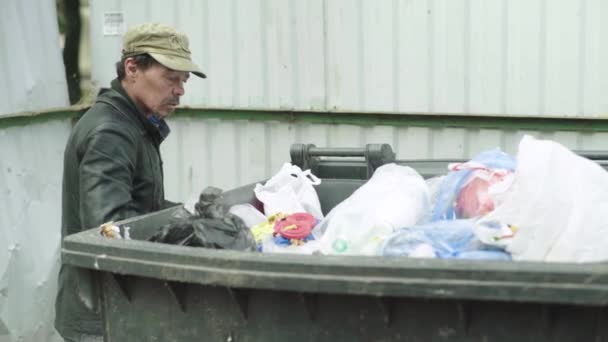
78,90,140,129
83,98,121,120
73,102,123,134
69,99,140,146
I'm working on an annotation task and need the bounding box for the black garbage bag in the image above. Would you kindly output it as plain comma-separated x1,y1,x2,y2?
149,187,257,251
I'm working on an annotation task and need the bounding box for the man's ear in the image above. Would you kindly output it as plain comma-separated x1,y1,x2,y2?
124,57,139,80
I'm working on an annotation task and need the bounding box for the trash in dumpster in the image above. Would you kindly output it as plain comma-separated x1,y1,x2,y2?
249,212,288,245
432,148,516,221
99,222,120,238
473,219,518,248
314,163,430,256
99,221,130,239
149,187,256,251
254,163,324,219
273,212,317,240
260,230,321,254
252,212,319,253
482,135,608,262
425,175,445,218
228,203,266,228
455,169,514,218
137,135,608,263
381,219,511,260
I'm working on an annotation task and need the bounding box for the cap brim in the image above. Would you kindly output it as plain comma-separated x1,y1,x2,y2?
149,52,206,78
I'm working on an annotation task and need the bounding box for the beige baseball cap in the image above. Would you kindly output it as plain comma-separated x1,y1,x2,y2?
122,23,206,78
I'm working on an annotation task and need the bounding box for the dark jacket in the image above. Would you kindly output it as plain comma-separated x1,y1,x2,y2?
55,79,171,340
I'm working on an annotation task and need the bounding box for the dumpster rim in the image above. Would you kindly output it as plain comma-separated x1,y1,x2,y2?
63,227,608,306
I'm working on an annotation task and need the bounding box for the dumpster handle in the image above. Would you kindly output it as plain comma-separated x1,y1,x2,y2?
290,144,396,179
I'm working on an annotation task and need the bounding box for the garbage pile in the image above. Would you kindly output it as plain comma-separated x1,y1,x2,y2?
146,135,608,263
239,156,514,259
149,187,257,251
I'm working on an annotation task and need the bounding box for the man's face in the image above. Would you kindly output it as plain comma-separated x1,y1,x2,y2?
128,60,190,118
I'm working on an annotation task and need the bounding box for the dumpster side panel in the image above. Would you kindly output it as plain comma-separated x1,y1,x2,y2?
99,273,607,342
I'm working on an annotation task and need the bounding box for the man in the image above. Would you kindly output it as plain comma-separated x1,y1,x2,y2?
55,23,205,341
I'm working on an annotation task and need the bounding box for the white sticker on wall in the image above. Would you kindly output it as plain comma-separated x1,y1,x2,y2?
103,12,125,36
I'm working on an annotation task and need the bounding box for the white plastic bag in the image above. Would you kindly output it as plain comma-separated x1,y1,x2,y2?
254,163,324,219
485,135,608,262
315,163,430,256
228,204,267,228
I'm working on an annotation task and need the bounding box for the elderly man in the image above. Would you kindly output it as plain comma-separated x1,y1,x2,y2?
55,23,205,341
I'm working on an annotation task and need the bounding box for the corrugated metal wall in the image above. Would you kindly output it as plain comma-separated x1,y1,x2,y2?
0,118,69,342
160,116,608,201
90,0,608,117
0,0,69,116
0,1,69,341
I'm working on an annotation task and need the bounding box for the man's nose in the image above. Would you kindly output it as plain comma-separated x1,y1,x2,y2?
174,82,185,97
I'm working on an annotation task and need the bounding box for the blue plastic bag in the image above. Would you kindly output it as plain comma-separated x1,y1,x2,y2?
432,148,516,221
381,219,511,260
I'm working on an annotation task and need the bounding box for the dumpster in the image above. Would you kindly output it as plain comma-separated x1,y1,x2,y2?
61,144,608,342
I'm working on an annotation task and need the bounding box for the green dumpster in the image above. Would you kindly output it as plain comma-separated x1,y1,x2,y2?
61,145,608,341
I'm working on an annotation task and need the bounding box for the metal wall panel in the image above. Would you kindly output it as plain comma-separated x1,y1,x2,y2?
89,0,327,111
0,0,69,117
90,0,608,117
0,119,70,342
160,117,608,201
